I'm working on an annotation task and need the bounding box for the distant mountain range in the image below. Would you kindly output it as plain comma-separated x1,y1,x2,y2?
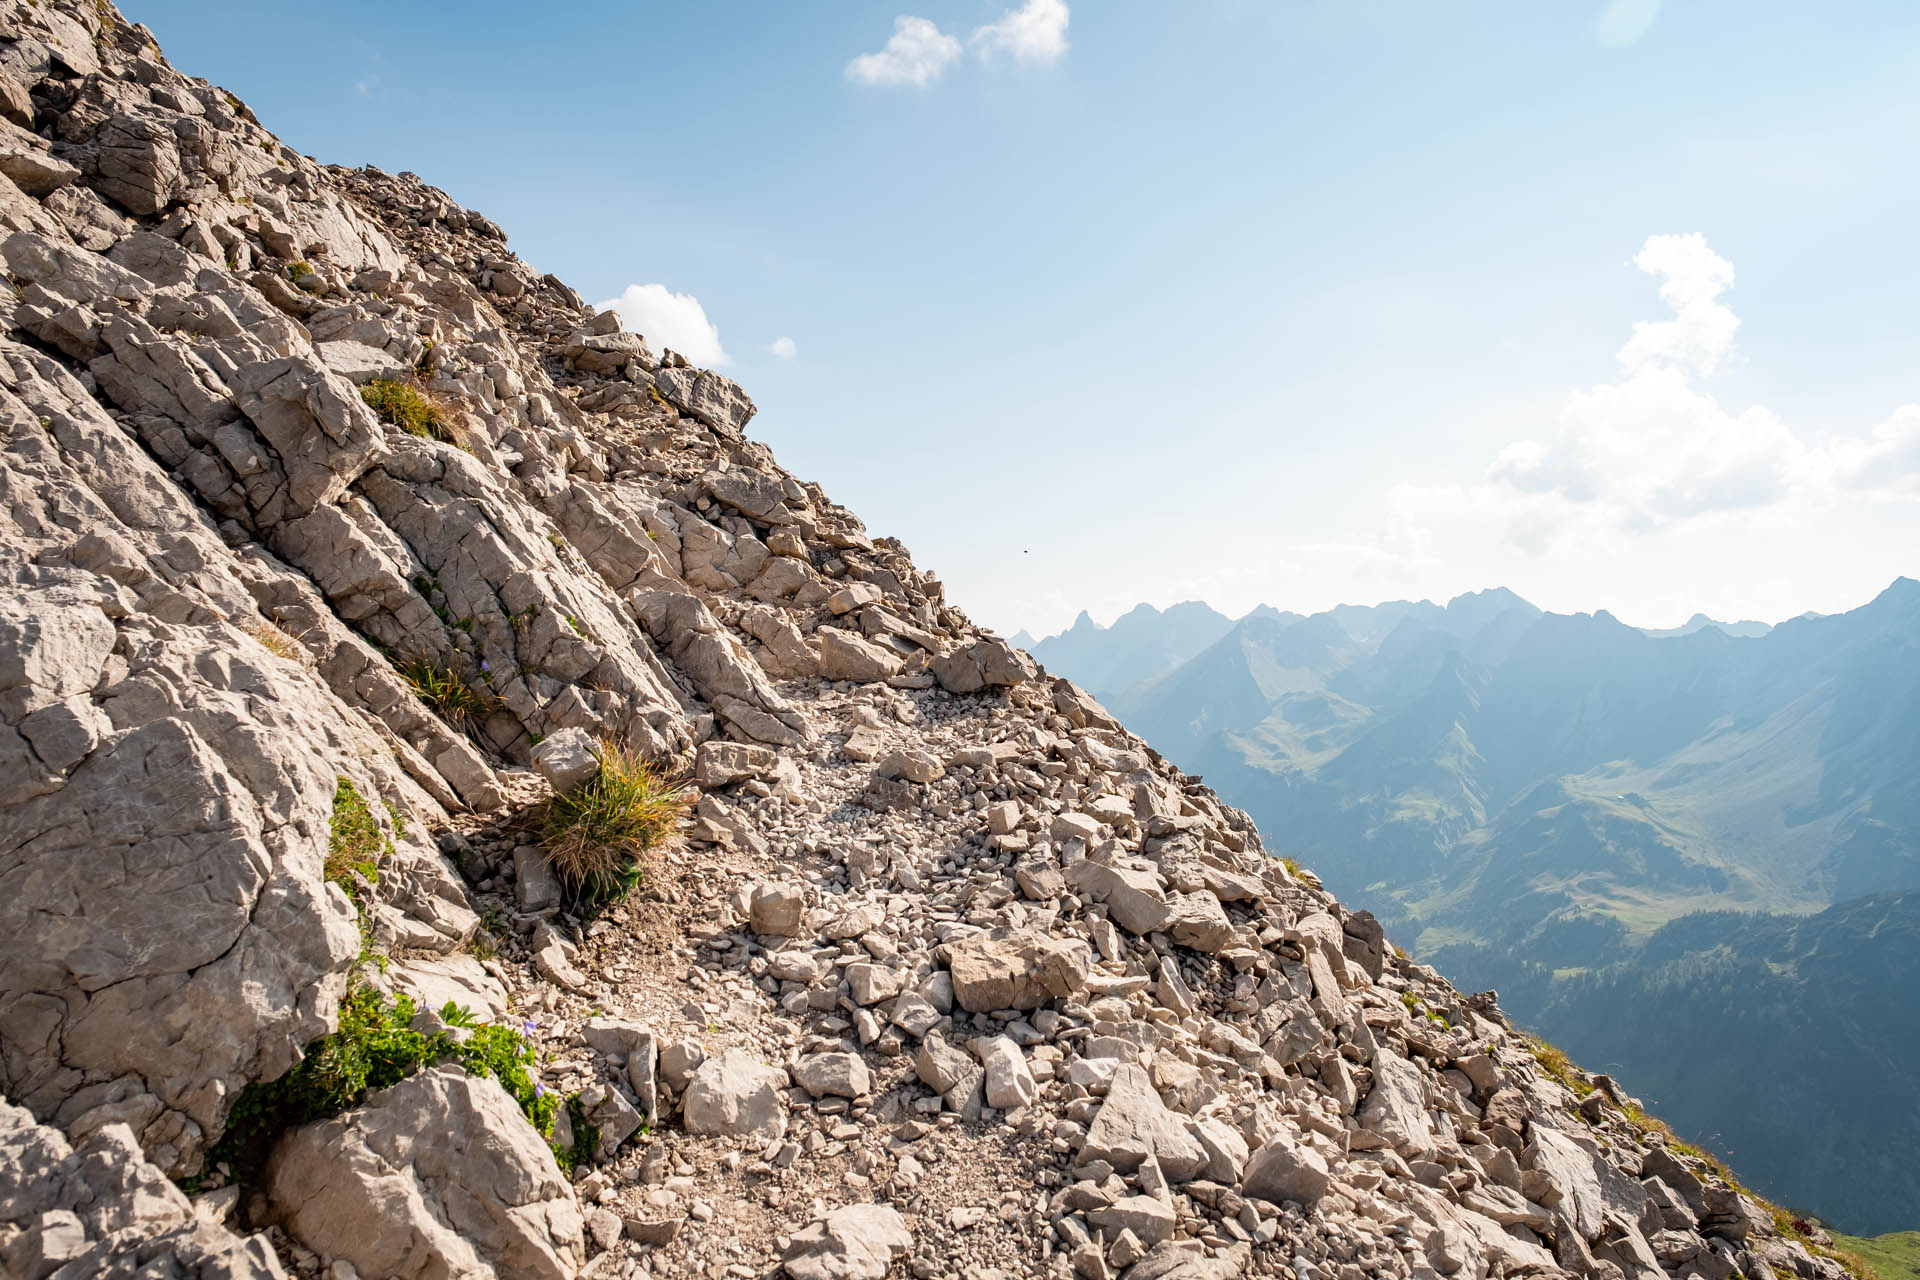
1022,579,1920,1234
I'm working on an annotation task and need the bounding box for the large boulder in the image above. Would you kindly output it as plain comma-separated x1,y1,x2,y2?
1240,1132,1331,1207
1079,1064,1208,1181
930,637,1035,694
264,1065,582,1280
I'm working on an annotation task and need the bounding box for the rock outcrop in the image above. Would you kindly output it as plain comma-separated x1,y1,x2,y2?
0,4,1864,1280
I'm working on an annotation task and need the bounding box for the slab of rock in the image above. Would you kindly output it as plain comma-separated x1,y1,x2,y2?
792,1052,873,1100
944,929,1092,1012
931,637,1035,694
749,882,807,936
970,1035,1037,1110
875,748,943,784
1357,1047,1436,1159
265,1066,582,1280
1241,1132,1330,1207
681,1048,789,1140
514,845,563,914
915,1032,985,1114
1089,1195,1176,1248
530,726,600,793
1067,858,1174,936
1165,890,1235,953
694,739,777,788
817,628,903,683
389,953,509,1024
782,1203,911,1280
1079,1064,1207,1181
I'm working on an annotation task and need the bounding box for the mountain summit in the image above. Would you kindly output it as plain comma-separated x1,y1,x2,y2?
0,4,1874,1278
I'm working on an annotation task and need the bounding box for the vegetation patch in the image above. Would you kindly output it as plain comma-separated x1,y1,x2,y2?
553,1094,599,1174
326,778,391,908
540,737,688,909
1833,1231,1915,1280
247,620,304,662
204,989,556,1186
361,377,461,444
394,653,498,730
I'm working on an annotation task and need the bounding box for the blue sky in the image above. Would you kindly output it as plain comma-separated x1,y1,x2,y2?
136,1,1920,635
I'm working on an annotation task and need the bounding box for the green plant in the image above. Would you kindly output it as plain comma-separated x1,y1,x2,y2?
205,989,556,1185
327,778,390,907
361,378,460,444
539,737,688,909
1280,857,1303,877
394,654,498,730
553,1094,599,1173
286,260,313,281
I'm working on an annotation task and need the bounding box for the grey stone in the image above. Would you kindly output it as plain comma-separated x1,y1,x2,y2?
531,725,600,793
265,1066,582,1280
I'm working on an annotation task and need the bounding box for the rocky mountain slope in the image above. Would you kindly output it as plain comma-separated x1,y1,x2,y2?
1037,584,1920,1234
0,4,1872,1279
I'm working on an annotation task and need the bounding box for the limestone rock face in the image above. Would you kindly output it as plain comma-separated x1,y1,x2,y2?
264,1066,582,1280
0,1100,284,1279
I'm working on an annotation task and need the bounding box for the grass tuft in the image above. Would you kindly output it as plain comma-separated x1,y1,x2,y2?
361,377,462,444
394,653,498,730
540,737,688,908
248,620,304,662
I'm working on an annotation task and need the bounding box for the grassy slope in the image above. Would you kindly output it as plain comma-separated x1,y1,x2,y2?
1834,1233,1920,1280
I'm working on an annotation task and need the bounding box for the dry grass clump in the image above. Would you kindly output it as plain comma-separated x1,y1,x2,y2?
247,620,305,662
394,653,497,729
540,737,688,907
361,377,464,444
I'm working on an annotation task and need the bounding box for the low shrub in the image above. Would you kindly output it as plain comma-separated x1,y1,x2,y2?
361,377,460,443
247,621,304,662
204,988,555,1184
540,737,687,908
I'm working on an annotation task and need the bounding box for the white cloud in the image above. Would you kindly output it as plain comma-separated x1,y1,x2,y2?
769,336,797,359
846,16,963,87
1390,234,1920,561
1596,0,1661,47
596,283,729,367
972,0,1070,66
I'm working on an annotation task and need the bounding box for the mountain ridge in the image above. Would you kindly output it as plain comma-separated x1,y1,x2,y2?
0,3,1879,1278
1026,579,1920,1233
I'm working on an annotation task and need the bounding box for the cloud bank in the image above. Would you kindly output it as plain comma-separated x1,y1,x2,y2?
847,1,1069,88
1390,234,1920,562
596,283,729,367
846,16,962,87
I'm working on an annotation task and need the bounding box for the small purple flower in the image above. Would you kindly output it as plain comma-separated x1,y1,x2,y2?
522,1018,538,1037
480,659,491,672
533,1081,547,1098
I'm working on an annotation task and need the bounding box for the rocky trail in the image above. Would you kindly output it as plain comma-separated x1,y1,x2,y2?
0,4,1866,1280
